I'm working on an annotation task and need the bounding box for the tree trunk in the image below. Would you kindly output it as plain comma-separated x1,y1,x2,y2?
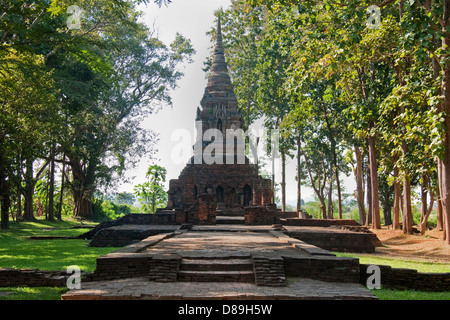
72,187,94,219
47,145,55,221
393,161,401,229
437,192,443,231
439,0,450,244
22,158,36,221
420,175,435,235
319,196,327,219
402,175,413,234
281,150,286,212
366,160,372,227
383,182,393,226
296,135,301,212
57,154,66,220
327,179,333,219
354,145,366,224
335,167,342,219
70,160,95,219
16,176,22,222
0,154,10,230
368,131,381,229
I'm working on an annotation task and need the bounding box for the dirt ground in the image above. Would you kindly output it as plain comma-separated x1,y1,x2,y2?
369,227,450,263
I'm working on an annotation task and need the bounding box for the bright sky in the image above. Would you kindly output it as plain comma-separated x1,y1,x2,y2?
117,0,355,205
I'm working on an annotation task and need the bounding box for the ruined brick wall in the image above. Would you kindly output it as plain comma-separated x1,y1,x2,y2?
252,256,286,287
185,193,217,224
283,256,361,283
359,264,450,291
80,213,180,240
286,229,378,253
0,268,92,287
245,206,276,225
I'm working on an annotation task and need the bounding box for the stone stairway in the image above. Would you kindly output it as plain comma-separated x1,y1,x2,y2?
215,207,246,225
177,257,255,282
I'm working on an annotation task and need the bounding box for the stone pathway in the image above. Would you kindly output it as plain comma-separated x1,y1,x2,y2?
61,277,377,300
144,231,311,258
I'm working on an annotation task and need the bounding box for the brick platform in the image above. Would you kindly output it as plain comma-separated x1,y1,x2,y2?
61,276,378,300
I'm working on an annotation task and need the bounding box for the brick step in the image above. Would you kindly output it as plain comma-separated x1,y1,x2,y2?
180,259,253,272
177,270,255,282
215,216,245,224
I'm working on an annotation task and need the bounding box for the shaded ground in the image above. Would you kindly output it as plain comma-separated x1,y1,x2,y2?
369,227,450,263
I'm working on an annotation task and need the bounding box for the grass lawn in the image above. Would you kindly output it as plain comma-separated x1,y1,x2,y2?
335,252,450,300
372,289,450,300
0,287,68,300
0,219,118,272
334,252,450,273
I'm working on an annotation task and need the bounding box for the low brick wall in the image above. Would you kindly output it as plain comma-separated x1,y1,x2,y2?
89,225,180,247
275,211,299,219
283,255,361,283
286,229,378,253
245,206,276,225
360,264,450,292
185,194,217,225
91,232,179,280
284,219,361,227
148,254,181,282
80,213,181,240
0,268,92,287
253,256,286,287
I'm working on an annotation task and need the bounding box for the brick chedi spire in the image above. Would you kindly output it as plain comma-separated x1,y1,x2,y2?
205,16,233,93
198,16,242,133
165,15,274,219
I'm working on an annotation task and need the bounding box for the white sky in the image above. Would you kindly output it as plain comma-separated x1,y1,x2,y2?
117,0,356,205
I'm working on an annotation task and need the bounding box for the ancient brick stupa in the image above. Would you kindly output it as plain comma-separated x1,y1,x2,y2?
165,18,274,224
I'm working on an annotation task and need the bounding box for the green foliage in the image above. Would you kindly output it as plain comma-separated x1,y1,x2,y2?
91,197,137,221
0,0,194,224
114,192,136,206
134,164,168,213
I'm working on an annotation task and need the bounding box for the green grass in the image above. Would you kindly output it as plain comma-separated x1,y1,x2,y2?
0,287,68,300
334,252,450,273
335,252,450,300
0,219,118,272
372,289,450,300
